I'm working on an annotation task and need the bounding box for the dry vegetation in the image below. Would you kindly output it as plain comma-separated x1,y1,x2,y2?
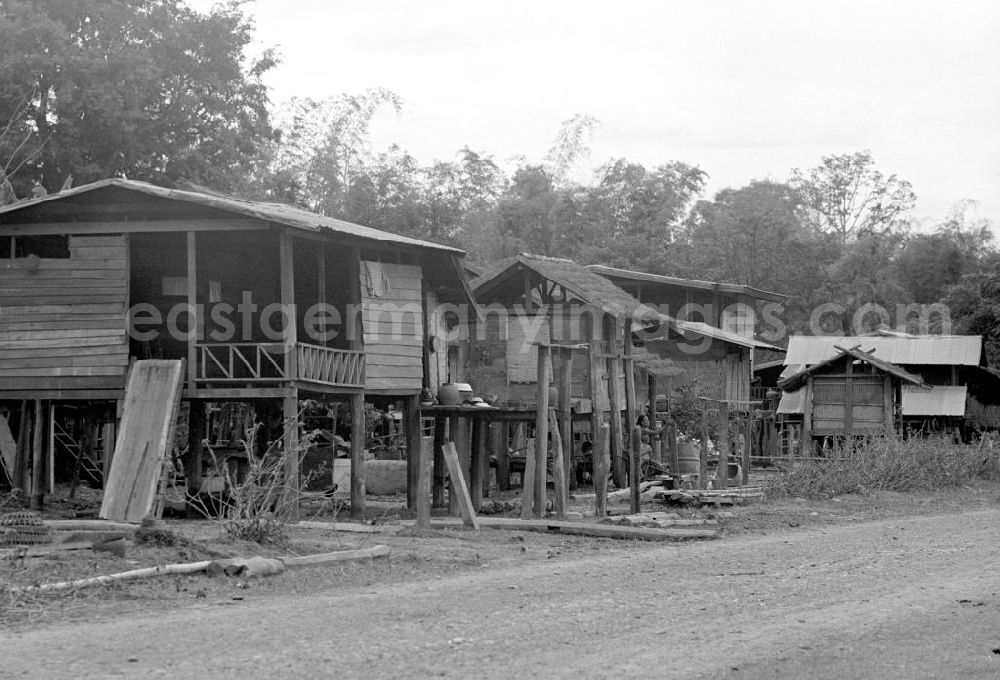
765,435,1000,498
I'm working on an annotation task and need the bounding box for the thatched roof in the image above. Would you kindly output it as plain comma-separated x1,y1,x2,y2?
472,253,660,323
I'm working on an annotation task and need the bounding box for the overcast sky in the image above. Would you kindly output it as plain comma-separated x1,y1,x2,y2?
195,0,1000,230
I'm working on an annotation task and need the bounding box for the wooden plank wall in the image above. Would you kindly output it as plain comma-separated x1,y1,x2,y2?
0,235,129,391
360,261,424,391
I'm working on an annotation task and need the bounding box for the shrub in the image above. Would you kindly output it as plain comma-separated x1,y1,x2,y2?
767,435,1000,498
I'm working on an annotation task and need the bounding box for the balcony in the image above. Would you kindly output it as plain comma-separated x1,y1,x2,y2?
195,342,365,389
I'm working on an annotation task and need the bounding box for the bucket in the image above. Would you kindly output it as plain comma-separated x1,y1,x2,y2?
438,383,460,406
677,440,699,474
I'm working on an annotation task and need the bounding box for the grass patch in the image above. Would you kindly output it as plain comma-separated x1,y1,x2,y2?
766,435,1000,498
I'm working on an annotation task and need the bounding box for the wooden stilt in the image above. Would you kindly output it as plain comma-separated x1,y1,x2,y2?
415,435,433,532
30,400,44,510
496,422,510,491
743,409,752,486
349,393,365,518
606,317,625,489
630,424,641,513
405,396,420,509
441,442,479,529
283,393,300,520
470,417,486,511
595,424,609,517
623,320,636,489
717,400,729,490
433,415,446,507
521,432,536,519
549,408,567,519
700,402,709,490
534,344,552,516
15,400,29,493
447,415,459,516
47,402,55,495
558,350,574,490
186,400,205,494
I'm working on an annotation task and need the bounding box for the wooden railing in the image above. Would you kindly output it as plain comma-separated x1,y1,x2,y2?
195,342,365,388
296,343,365,387
198,343,288,381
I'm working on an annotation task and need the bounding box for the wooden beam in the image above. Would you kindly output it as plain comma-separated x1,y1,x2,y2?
47,402,55,495
186,400,205,493
432,415,446,507
699,400,709,490
623,320,637,493
521,429,536,520
742,409,752,486
534,343,551,516
470,416,486,511
496,422,510,491
587,311,607,515
595,424,609,518
802,376,813,455
441,442,480,529
0,218,267,237
350,393,366,518
630,425,641,513
844,358,854,435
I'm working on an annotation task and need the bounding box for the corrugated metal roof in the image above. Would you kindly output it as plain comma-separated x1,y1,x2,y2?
778,345,924,391
0,178,465,254
586,264,788,302
784,335,983,366
776,389,805,414
901,385,967,416
674,320,783,351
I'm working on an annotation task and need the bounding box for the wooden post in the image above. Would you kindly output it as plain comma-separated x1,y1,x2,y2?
606,317,625,489
559,350,574,490
186,400,205,493
717,400,729,490
47,402,55,495
647,374,657,463
623,321,637,489
883,375,894,435
844,358,854,436
447,415,459,515
521,430,536,519
415,435,433,532
587,311,606,512
549,408,567,518
186,232,197,386
405,396,421,509
282,393,300,520
630,424,641,514
349,393,365,518
742,409,752,486
14,400,28,492
802,376,813,456
699,401,709,490
534,344,551,516
595,424,609,517
470,416,486,511
496,422,511,491
30,400,44,510
279,229,298,381
432,415,446,507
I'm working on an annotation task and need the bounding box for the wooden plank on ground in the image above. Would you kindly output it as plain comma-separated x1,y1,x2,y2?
424,517,718,541
441,441,480,529
99,360,185,522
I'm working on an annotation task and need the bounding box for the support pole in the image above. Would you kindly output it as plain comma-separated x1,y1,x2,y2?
559,350,574,490
606,317,624,489
587,311,607,513
350,393,365,518
742,409,752,486
630,424,641,514
534,344,551,516
405,396,421,509
186,400,205,494
699,401,709,490
415,435,433,532
282,393,300,520
717,400,729,490
432,415,446,507
47,402,55,495
496,422,510,491
549,408,567,518
30,400,44,510
623,321,636,488
470,416,486,510
186,232,197,386
595,424,609,517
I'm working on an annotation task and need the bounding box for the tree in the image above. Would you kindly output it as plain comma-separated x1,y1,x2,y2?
791,150,916,243
0,0,277,193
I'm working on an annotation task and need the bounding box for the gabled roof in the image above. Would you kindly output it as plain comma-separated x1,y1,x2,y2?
0,178,465,254
586,264,788,302
784,335,983,367
472,254,660,323
778,345,925,391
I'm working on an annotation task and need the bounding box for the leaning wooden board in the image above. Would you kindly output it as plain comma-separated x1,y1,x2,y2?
99,360,185,522
0,414,17,482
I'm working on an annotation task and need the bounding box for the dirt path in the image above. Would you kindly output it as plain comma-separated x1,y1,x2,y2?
4,509,1000,679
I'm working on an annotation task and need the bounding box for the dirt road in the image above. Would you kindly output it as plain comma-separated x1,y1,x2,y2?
4,509,1000,679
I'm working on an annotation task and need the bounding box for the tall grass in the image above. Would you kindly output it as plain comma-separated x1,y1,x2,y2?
767,435,1000,498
